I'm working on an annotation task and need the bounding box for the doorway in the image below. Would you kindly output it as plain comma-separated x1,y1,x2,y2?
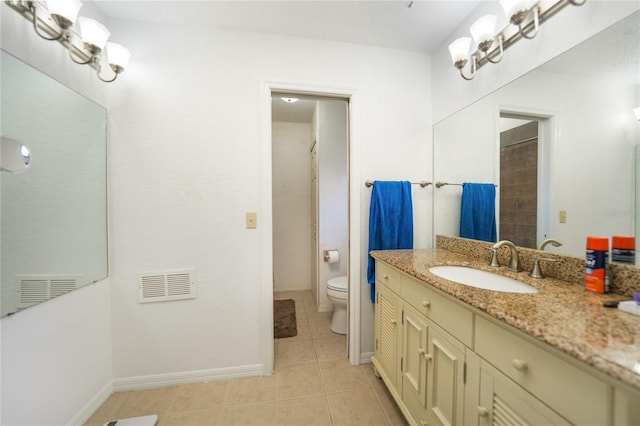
498,110,553,247
270,91,351,366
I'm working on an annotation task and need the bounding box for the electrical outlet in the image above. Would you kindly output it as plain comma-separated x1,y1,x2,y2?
559,210,567,223
246,212,257,229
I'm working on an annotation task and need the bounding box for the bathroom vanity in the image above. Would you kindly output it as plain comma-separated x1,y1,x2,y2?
370,246,640,426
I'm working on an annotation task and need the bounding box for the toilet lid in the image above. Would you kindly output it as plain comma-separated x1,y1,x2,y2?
327,276,348,291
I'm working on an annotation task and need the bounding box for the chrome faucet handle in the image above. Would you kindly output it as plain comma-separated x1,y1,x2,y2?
486,247,500,267
530,257,557,278
537,238,562,251
491,240,522,272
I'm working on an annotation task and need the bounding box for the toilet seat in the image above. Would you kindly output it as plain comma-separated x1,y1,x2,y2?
327,276,348,292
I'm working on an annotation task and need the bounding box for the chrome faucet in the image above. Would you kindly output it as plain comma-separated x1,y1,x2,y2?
491,240,522,272
537,238,562,251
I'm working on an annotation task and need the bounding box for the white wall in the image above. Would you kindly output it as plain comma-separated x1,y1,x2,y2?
272,122,312,292
105,19,432,379
317,101,349,312
1,4,113,425
431,0,640,123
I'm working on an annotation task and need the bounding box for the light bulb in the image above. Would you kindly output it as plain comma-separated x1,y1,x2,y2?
47,0,82,28
106,42,131,72
78,17,110,52
448,37,472,65
500,0,537,22
470,15,497,46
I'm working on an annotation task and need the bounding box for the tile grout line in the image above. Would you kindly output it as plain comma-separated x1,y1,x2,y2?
302,290,336,426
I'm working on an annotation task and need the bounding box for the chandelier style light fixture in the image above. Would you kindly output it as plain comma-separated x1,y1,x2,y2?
448,0,586,81
6,0,131,83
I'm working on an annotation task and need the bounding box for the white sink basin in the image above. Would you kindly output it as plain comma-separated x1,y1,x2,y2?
429,266,538,294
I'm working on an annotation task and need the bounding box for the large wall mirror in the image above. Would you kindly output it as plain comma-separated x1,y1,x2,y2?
1,50,108,317
434,11,640,260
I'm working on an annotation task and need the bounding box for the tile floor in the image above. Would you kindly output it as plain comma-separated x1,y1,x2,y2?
85,290,407,426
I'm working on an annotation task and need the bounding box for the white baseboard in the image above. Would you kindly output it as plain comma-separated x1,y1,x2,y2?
68,381,113,426
318,301,333,312
274,283,311,292
360,352,374,364
112,364,266,392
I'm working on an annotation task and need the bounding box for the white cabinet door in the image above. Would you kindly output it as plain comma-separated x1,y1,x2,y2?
478,361,570,426
375,282,401,388
427,323,466,426
401,304,429,420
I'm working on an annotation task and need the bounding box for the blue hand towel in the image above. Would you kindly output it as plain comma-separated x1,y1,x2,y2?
459,182,497,243
367,181,413,302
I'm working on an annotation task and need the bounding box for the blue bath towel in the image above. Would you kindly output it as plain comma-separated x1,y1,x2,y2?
367,181,413,302
459,182,497,243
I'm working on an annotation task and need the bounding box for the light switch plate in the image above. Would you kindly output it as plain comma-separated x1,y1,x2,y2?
559,210,567,223
246,212,257,229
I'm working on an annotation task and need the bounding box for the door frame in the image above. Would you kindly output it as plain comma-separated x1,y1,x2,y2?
495,104,559,244
260,81,361,373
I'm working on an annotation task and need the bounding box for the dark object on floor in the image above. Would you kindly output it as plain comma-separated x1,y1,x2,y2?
274,299,297,339
104,414,158,426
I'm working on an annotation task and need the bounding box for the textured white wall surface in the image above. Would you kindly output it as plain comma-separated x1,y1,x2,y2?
317,101,349,312
104,20,432,380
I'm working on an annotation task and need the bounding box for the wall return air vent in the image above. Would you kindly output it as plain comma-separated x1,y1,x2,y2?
137,268,196,303
16,275,82,309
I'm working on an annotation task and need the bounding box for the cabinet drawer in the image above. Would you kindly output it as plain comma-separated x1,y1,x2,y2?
402,277,473,347
376,261,401,294
475,316,612,425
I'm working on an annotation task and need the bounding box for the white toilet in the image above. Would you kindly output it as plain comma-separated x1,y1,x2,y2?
326,275,348,335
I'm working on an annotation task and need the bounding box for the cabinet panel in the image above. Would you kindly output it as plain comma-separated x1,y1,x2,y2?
375,282,401,388
402,304,429,404
478,361,570,426
614,386,640,425
376,261,402,293
402,304,430,425
428,324,466,426
475,316,612,425
402,276,473,347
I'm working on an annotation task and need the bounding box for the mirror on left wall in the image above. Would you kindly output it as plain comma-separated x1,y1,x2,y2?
1,50,108,317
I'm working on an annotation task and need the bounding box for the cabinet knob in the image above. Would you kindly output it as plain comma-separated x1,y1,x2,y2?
424,353,433,361
477,406,489,417
511,358,528,371
422,300,431,308
383,274,389,281
391,319,397,325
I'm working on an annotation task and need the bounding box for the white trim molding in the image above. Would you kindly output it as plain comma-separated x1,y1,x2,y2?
260,80,361,366
112,364,266,392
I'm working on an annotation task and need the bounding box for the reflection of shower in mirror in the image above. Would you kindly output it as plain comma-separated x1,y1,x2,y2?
0,137,31,173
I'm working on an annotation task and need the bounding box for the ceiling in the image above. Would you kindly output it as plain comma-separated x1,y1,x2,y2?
93,1,483,124
93,1,481,54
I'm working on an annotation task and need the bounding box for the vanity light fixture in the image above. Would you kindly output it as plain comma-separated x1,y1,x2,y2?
6,0,131,83
448,0,586,81
281,97,299,103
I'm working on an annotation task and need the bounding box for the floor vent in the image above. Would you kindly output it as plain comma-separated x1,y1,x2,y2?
137,269,196,303
16,275,82,309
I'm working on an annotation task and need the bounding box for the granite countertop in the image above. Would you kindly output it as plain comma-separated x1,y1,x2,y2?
370,248,640,391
